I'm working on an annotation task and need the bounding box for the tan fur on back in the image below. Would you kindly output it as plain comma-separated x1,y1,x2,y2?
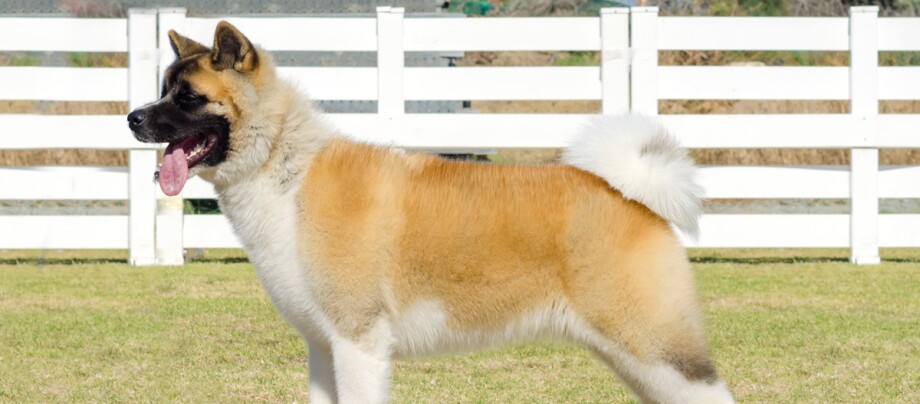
297,139,706,366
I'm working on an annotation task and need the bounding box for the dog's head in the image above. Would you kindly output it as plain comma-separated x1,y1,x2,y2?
128,21,267,196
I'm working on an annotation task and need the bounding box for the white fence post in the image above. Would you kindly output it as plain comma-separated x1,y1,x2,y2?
155,8,189,265
128,9,158,265
377,7,405,120
630,7,659,115
849,6,881,265
600,8,630,114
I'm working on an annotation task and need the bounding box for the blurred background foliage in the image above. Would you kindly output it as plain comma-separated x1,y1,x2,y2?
6,0,917,18
450,0,920,16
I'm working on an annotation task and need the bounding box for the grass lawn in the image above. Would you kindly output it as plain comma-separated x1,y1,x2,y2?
1,248,918,403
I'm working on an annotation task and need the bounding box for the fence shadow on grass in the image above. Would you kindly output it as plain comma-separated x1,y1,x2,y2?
0,255,250,266
690,256,920,264
0,256,861,266
0,257,127,266
2,250,918,266
691,256,850,264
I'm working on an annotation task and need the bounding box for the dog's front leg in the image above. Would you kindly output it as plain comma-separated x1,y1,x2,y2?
330,322,394,404
307,339,337,404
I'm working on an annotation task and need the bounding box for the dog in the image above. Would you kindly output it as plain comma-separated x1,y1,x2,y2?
127,21,734,403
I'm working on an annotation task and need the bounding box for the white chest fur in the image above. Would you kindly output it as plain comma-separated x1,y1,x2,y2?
215,176,332,341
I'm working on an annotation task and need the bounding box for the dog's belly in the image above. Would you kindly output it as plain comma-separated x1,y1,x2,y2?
390,298,583,358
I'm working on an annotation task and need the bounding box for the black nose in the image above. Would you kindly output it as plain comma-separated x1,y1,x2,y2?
127,110,146,127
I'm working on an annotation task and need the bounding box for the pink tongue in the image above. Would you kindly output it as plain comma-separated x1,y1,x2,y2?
159,145,189,196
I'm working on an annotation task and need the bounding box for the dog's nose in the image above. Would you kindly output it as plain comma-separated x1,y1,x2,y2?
127,110,147,127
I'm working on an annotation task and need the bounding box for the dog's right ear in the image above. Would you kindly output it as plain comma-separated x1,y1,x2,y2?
211,21,257,72
168,30,209,59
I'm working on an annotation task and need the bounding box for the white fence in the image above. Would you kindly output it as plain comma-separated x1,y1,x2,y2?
1,6,919,265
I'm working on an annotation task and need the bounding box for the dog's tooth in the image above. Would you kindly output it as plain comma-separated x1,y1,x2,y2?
186,140,207,160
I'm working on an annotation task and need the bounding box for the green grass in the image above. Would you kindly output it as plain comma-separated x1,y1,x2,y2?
1,249,918,402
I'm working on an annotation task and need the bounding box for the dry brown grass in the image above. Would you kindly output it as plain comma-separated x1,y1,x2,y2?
0,100,127,166
457,49,920,165
473,101,920,167
0,150,127,167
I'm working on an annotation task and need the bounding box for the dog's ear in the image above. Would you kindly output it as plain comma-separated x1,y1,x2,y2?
211,21,257,72
168,30,209,59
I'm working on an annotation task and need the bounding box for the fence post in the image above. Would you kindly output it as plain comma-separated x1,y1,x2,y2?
600,8,630,114
849,6,881,265
629,7,659,115
377,6,405,123
154,8,189,265
127,9,158,266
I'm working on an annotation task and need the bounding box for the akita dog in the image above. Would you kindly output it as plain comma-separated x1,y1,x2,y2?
128,21,734,403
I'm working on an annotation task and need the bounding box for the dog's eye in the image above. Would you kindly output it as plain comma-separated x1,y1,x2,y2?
178,92,201,105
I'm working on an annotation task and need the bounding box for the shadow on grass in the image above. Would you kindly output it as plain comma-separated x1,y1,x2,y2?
188,257,250,264
0,257,250,266
3,255,917,266
691,256,848,264
0,258,127,266
691,256,920,264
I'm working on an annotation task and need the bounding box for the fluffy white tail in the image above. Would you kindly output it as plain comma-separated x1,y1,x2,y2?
562,115,703,238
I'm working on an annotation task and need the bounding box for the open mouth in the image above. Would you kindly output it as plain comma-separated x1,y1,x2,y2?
157,132,219,196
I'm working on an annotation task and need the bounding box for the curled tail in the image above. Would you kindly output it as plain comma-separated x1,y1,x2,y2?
562,115,703,238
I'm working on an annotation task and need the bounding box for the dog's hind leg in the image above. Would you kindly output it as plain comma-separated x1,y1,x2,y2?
307,339,337,404
566,232,734,403
331,320,395,404
577,287,735,403
583,285,734,402
587,338,734,404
